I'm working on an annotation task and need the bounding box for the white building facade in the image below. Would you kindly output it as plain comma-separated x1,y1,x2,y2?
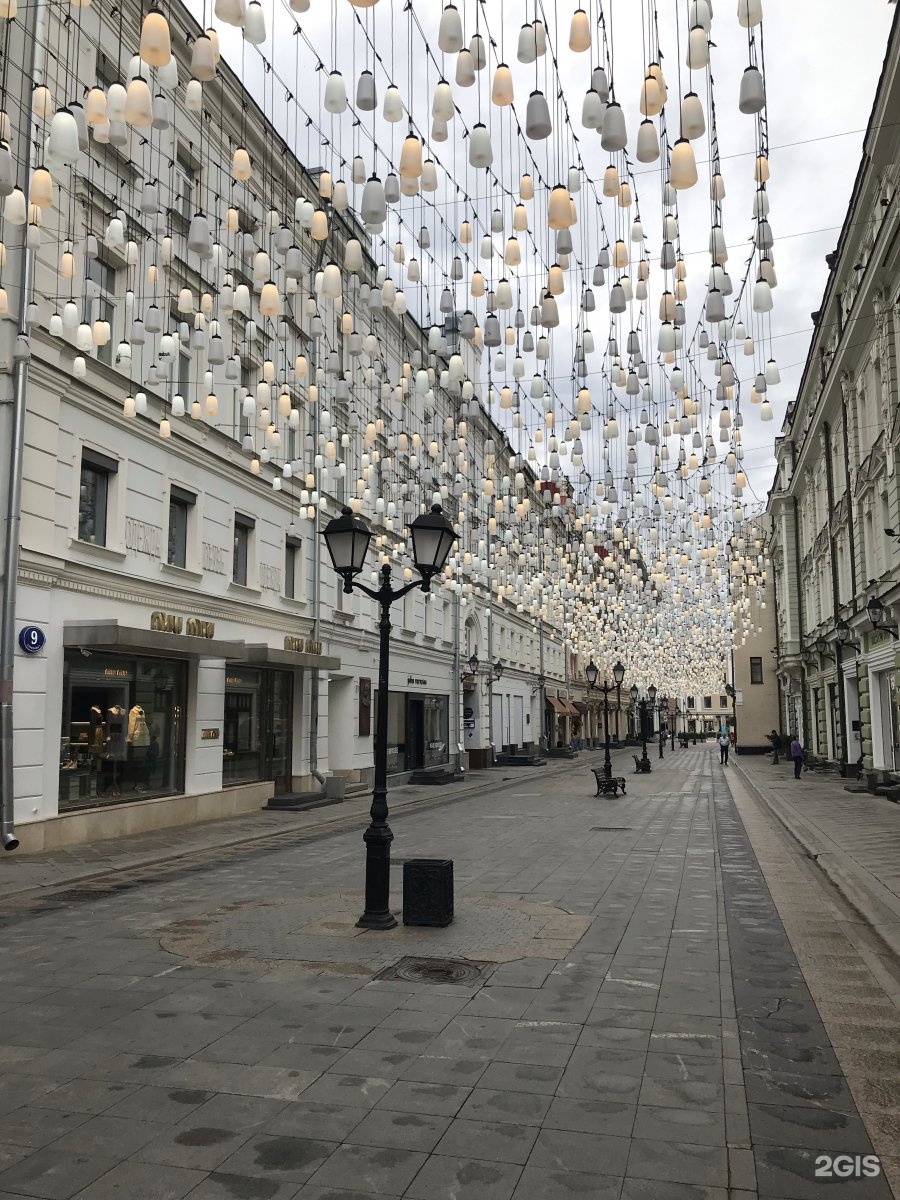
0,0,589,850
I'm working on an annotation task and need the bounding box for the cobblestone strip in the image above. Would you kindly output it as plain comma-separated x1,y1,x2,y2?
720,765,899,1199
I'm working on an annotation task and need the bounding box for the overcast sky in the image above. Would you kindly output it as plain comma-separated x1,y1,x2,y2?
194,0,896,508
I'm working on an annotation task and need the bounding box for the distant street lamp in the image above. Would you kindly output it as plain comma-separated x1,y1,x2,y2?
657,694,667,759
322,504,456,929
585,659,625,780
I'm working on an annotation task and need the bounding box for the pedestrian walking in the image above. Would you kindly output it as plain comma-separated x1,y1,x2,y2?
790,733,804,779
717,730,730,765
768,729,782,765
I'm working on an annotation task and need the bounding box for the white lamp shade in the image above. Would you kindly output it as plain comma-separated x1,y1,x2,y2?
739,66,766,114
681,92,705,140
670,138,698,189
243,1,266,42
636,119,659,162
491,64,514,106
438,4,463,52
323,71,347,113
140,11,172,67
525,90,551,140
569,8,591,51
600,102,627,151
469,123,493,167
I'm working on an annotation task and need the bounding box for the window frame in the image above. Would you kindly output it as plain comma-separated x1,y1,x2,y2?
749,657,764,685
167,485,196,569
233,513,255,586
77,448,118,547
284,534,302,600
703,695,712,709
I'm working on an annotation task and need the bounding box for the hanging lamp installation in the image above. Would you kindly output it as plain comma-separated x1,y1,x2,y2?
0,0,783,683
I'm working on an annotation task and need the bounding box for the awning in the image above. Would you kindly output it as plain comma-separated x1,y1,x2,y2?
546,695,567,714
244,644,341,671
561,698,580,717
573,701,589,715
64,620,245,660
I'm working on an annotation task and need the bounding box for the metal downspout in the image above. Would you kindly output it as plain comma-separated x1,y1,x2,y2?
308,250,326,788
822,422,850,769
1,0,47,852
453,590,461,774
486,594,494,764
791,488,809,749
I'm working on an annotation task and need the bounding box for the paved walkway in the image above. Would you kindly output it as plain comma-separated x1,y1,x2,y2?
733,755,900,958
0,751,622,900
0,747,896,1200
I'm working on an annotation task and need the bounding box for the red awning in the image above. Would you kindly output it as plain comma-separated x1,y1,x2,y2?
546,696,567,713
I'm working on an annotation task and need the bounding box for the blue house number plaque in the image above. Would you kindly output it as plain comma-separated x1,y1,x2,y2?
18,627,46,655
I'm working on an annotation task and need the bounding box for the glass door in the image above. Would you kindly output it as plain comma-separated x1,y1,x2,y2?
268,670,293,795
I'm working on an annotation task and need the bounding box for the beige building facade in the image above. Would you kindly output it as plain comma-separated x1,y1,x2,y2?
766,15,900,785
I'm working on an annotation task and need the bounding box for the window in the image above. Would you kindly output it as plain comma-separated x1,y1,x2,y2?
78,449,117,545
167,486,195,568
703,696,712,709
86,256,117,367
233,514,254,585
750,657,764,684
284,534,301,599
719,695,728,708
176,145,199,224
687,697,695,709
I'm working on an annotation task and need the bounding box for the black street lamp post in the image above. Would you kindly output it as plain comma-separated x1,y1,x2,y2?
322,504,456,930
585,659,625,780
658,695,667,759
637,684,654,773
725,683,737,749
629,683,639,742
614,677,622,742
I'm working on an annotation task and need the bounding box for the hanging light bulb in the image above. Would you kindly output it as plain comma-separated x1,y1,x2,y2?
455,49,476,87
140,9,172,67
382,85,404,122
739,65,766,114
469,123,493,167
569,7,591,51
600,102,627,151
670,138,698,189
525,90,552,140
437,4,463,53
399,130,423,178
231,146,252,180
681,92,705,140
491,63,514,106
636,120,659,163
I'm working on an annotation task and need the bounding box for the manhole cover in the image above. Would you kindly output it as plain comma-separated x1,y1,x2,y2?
590,826,633,831
375,955,490,985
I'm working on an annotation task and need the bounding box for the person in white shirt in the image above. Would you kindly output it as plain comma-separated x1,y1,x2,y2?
717,730,730,765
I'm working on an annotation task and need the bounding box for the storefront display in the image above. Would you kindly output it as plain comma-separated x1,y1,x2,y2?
376,690,449,773
223,668,293,790
59,653,186,810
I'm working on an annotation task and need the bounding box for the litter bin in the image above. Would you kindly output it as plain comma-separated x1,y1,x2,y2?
402,859,454,927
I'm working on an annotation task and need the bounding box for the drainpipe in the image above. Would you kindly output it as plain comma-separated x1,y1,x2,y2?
486,594,494,764
0,0,47,852
538,621,546,751
822,422,850,771
307,249,327,788
452,589,461,774
791,490,809,749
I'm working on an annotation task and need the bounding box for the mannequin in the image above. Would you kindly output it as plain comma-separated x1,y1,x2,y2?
128,705,150,747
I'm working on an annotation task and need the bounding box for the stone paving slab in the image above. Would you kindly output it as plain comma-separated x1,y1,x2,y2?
0,747,897,1199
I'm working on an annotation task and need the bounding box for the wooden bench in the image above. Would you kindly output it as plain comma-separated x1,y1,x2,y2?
632,754,652,774
592,767,626,796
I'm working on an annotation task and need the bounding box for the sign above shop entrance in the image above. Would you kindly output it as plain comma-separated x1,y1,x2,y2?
284,636,323,655
150,612,216,639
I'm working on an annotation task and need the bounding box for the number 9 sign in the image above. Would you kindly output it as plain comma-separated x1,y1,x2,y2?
18,626,46,655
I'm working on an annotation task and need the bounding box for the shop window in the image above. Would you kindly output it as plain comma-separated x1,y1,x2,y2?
233,513,254,585
167,485,195,568
86,256,117,367
285,534,301,599
78,448,117,545
59,652,186,810
703,695,712,708
750,657,764,684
